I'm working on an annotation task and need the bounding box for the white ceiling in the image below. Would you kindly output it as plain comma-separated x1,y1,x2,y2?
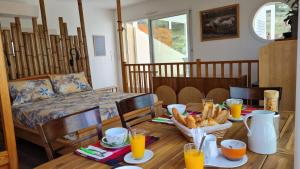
0,0,151,9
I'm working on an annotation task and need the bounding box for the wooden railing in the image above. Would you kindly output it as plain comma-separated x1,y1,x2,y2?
123,59,259,93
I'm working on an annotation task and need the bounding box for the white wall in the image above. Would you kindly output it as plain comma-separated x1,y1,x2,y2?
121,0,277,61
0,0,118,89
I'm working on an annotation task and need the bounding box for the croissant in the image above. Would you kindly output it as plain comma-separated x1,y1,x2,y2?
214,110,230,124
186,115,197,129
172,108,187,126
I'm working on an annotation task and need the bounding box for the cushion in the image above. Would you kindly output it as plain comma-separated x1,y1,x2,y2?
50,72,92,95
9,79,56,106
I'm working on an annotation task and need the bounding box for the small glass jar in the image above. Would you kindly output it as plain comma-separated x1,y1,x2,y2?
264,90,279,112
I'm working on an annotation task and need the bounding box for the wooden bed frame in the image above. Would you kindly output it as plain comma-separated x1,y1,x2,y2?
10,74,163,147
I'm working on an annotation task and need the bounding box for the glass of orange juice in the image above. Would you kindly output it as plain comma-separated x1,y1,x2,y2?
226,99,243,118
130,129,146,159
184,143,204,169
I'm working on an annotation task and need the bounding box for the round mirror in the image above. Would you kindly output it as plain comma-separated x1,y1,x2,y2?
253,2,291,40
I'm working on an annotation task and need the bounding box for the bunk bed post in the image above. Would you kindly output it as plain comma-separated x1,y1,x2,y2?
116,0,128,92
0,32,18,169
77,0,92,85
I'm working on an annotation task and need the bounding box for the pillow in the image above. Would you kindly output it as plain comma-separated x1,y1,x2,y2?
50,72,92,95
9,79,56,106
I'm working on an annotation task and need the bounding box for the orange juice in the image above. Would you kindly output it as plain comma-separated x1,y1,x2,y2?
230,104,242,118
130,134,145,159
184,149,204,169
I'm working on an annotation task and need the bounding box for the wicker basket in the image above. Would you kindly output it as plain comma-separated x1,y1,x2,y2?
171,117,232,142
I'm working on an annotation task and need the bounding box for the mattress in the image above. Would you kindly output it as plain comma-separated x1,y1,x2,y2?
12,89,142,129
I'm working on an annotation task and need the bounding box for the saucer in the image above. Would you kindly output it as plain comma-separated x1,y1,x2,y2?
115,166,142,169
228,115,244,122
205,148,248,168
100,138,130,149
124,149,154,164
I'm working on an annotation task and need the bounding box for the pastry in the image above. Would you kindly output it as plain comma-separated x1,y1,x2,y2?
214,109,230,124
172,108,187,125
208,118,219,126
186,115,197,129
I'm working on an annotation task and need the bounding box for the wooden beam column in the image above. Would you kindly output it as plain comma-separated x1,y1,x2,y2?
0,32,18,169
77,0,91,84
116,0,128,92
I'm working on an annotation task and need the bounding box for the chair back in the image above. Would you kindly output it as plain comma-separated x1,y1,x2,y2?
37,107,102,160
155,85,176,106
116,94,155,128
229,86,282,105
178,87,205,104
206,88,229,104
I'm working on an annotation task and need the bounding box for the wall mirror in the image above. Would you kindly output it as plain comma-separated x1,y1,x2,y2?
252,2,291,40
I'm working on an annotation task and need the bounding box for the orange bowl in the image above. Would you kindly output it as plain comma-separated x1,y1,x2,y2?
221,139,246,161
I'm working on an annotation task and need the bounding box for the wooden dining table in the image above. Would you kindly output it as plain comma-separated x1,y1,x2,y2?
35,111,294,169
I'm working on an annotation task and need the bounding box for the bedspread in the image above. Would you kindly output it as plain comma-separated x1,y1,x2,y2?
12,90,142,128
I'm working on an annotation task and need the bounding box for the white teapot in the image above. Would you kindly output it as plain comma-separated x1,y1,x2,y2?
243,110,277,154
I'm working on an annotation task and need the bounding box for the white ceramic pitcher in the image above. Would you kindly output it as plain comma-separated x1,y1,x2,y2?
243,110,277,154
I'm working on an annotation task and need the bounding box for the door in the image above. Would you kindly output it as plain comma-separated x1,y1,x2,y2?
0,32,18,169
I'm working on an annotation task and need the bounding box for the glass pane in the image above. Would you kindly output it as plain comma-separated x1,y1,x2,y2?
124,19,150,64
151,14,189,63
253,2,291,40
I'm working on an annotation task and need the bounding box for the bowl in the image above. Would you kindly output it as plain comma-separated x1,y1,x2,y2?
221,139,246,161
167,104,186,115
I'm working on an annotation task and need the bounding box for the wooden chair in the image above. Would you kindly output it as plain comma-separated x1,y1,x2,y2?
229,86,282,105
178,87,205,104
37,107,102,160
116,94,155,128
155,85,177,106
206,88,230,104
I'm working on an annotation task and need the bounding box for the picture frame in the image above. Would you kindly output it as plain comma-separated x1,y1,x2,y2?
200,4,240,41
93,35,106,56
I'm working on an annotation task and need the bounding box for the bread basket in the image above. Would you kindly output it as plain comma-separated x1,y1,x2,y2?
171,117,232,141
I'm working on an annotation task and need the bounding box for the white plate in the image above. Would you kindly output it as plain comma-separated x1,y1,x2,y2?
124,150,154,164
115,166,143,169
228,115,244,122
205,149,248,168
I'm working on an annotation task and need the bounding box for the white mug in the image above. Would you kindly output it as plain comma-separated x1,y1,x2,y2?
102,127,128,146
203,134,218,159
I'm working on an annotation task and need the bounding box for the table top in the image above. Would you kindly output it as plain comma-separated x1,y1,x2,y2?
35,111,294,169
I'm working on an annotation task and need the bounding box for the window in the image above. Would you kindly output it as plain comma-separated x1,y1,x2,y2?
123,12,191,64
253,2,291,40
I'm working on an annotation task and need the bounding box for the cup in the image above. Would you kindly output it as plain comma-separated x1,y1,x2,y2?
203,134,218,159
202,98,214,107
226,99,243,118
184,143,204,169
130,129,146,159
102,127,128,146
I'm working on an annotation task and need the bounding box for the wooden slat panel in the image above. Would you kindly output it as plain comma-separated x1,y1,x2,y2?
22,32,34,76
148,64,152,93
212,63,216,77
77,27,87,76
221,63,225,78
183,63,186,78
15,17,29,77
205,64,209,77
230,63,233,77
128,65,133,93
164,64,167,77
190,63,194,77
177,64,180,77
159,65,162,77
170,64,174,77
238,62,242,77
32,18,44,75
3,30,17,79
38,25,50,74
50,35,60,74
29,33,39,75
138,65,142,93
59,17,69,74
248,62,252,87
69,36,78,72
55,36,65,74
64,23,72,73
133,65,137,93
74,36,82,72
10,23,23,78
196,59,201,77
143,65,147,93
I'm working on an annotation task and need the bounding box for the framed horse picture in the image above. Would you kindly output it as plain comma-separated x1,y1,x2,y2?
200,4,240,41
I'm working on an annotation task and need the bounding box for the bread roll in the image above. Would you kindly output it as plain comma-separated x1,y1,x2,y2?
186,115,197,129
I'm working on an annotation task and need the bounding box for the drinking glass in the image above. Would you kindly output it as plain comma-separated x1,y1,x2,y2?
129,129,146,159
202,98,213,107
184,143,204,169
227,99,243,118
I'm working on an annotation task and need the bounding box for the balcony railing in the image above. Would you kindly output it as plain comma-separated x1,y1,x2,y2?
122,59,259,93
